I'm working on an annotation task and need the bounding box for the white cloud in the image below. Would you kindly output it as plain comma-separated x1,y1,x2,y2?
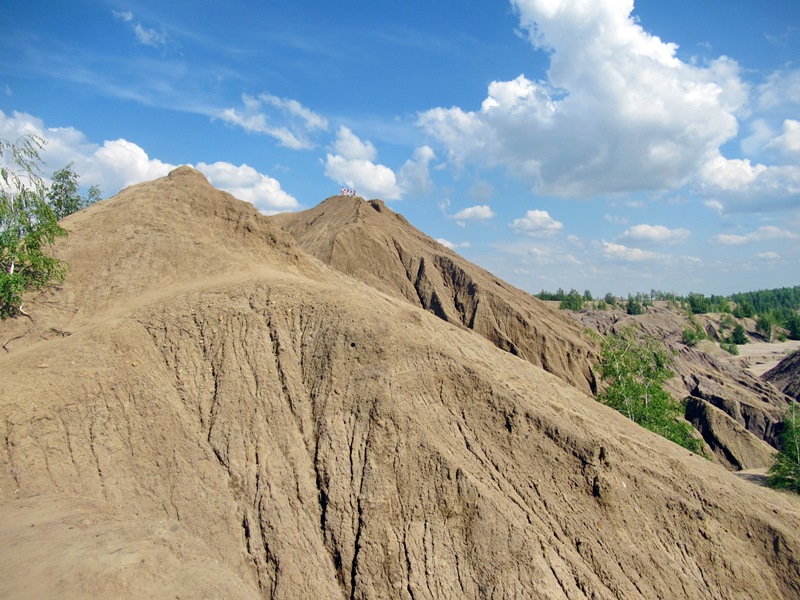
757,69,800,110
323,126,418,200
195,162,298,213
755,251,781,261
703,199,724,214
510,209,563,236
397,145,436,195
133,24,168,48
0,110,296,212
601,241,666,262
604,213,629,224
113,11,168,48
711,226,798,245
700,153,800,211
766,119,800,156
332,126,376,160
419,0,749,197
621,224,690,244
324,154,401,199
219,93,327,150
449,205,495,224
436,238,471,250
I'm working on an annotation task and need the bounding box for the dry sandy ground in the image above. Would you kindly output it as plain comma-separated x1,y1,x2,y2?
735,340,800,376
3,168,800,599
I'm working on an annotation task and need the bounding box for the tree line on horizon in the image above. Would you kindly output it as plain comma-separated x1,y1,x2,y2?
536,286,800,341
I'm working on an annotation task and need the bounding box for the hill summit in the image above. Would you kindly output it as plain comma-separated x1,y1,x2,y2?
2,168,800,599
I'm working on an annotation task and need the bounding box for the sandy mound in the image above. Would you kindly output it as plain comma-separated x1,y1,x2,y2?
2,169,800,599
765,349,800,401
272,196,598,395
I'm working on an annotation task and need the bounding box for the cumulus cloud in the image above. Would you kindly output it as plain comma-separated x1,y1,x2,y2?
620,224,690,244
711,226,798,245
219,93,327,150
332,126,377,160
0,110,296,213
397,145,437,195
766,119,800,156
437,238,471,250
700,153,800,211
510,209,563,236
601,241,667,262
196,162,298,213
756,69,800,110
419,0,748,197
322,126,426,201
449,205,496,225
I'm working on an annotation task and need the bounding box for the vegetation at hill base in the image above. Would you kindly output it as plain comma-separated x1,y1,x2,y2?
594,326,705,455
0,136,100,319
768,403,800,493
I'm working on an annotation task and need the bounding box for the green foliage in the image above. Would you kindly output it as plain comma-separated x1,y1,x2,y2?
786,312,800,340
756,314,774,342
719,313,735,331
1,136,67,318
729,323,748,345
768,403,800,493
732,300,755,319
559,289,583,311
47,163,101,220
687,292,712,314
582,289,593,301
595,327,705,454
604,291,616,306
720,341,739,355
682,319,707,347
626,295,644,315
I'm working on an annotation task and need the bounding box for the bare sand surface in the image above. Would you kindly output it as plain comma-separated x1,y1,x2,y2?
735,340,800,376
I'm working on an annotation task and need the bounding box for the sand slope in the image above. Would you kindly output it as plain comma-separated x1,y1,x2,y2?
2,168,800,599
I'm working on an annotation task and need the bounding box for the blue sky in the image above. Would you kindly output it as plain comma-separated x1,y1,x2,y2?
1,0,798,296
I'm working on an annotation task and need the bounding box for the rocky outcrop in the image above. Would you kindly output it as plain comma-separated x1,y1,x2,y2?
685,397,776,469
272,196,599,395
2,169,800,598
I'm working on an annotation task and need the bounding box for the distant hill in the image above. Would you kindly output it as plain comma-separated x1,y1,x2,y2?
272,195,598,395
2,168,800,599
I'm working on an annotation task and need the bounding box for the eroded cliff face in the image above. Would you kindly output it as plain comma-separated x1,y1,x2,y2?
272,197,599,396
765,350,800,402
2,169,800,599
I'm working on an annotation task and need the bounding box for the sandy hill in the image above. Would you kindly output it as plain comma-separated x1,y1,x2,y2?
765,350,800,401
2,168,800,599
272,196,598,396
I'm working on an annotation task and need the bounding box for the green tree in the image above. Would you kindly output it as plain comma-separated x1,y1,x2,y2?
768,403,800,493
595,327,704,454
604,291,616,307
786,312,800,341
756,314,774,342
626,295,644,315
1,136,67,319
47,163,101,220
729,323,748,345
559,289,583,311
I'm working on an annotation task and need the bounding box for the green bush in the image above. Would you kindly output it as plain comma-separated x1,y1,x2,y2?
721,342,739,355
768,403,800,493
594,327,705,455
